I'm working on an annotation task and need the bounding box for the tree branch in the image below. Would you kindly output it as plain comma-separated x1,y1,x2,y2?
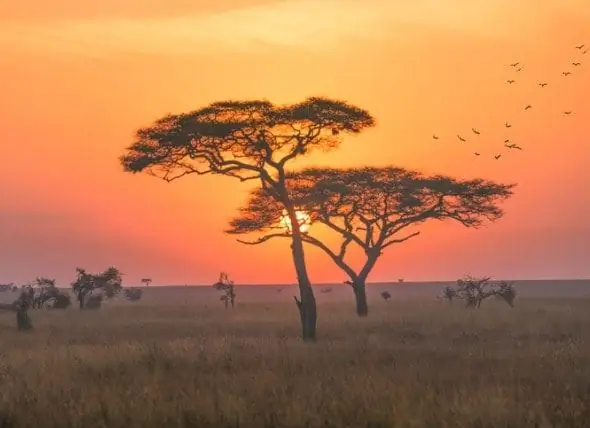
236,232,289,245
382,231,421,248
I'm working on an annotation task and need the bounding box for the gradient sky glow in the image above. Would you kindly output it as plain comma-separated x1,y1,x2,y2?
1,0,589,285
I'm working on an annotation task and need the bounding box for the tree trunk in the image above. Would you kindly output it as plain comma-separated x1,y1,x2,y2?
16,305,32,331
349,279,369,317
78,291,87,310
289,230,317,342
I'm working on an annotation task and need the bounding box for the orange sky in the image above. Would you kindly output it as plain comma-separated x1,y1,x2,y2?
1,0,589,286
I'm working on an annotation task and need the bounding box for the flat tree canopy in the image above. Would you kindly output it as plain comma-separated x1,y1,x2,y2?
228,166,515,316
120,98,374,185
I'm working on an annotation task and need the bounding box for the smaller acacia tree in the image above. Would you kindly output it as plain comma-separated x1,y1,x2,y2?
213,272,236,309
71,267,123,310
441,275,517,308
30,277,71,309
228,166,515,317
380,291,392,302
141,278,152,287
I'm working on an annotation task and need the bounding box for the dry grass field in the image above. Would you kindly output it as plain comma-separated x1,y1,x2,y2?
1,282,590,428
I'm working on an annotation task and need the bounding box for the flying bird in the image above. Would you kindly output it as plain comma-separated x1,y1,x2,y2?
474,152,481,156
510,62,520,67
572,62,581,66
583,50,588,55
505,143,523,150
563,111,572,115
516,67,523,72
504,139,510,143
472,128,481,135
505,122,512,128
538,82,548,87
494,154,502,160
432,134,439,139
457,134,466,142
563,71,571,76
506,79,515,84
575,44,585,50
524,104,532,110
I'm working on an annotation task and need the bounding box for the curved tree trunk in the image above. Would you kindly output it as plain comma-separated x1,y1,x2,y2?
290,232,317,342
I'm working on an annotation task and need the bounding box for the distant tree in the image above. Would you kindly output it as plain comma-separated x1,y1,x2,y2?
124,288,143,302
120,97,375,341
380,291,392,302
71,267,123,310
141,278,152,287
0,283,13,292
213,272,236,309
29,277,71,309
227,166,515,317
442,275,517,308
441,285,458,303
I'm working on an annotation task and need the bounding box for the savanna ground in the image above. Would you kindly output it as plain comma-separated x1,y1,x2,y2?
1,281,589,428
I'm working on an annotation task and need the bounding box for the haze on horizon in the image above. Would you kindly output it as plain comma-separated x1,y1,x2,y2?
1,0,589,285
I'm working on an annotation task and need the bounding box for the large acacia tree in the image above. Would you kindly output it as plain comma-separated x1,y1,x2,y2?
227,166,515,316
120,98,375,341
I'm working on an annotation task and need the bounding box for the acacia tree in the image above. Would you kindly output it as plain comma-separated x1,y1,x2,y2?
213,272,236,309
227,166,515,317
71,267,123,309
120,97,375,341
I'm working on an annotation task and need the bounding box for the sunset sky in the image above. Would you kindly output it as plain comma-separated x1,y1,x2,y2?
1,0,589,286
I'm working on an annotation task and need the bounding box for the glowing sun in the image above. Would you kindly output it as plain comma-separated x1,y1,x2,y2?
280,210,312,234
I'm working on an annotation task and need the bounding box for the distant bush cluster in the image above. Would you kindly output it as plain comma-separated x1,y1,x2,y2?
442,275,517,308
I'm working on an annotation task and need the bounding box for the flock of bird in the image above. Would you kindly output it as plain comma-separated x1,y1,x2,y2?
433,43,586,160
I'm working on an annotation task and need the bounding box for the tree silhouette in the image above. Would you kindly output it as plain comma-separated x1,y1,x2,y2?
141,278,152,287
213,272,236,309
120,97,375,341
30,277,71,309
227,166,515,317
443,275,517,308
71,267,123,310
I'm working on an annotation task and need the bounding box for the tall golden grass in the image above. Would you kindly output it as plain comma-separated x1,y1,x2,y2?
1,294,589,427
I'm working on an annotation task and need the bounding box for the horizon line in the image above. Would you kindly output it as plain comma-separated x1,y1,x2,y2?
137,278,590,287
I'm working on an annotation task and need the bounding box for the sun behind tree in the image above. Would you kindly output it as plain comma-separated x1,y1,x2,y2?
280,210,312,234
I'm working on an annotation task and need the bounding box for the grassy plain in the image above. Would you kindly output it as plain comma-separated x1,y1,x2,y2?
1,282,590,427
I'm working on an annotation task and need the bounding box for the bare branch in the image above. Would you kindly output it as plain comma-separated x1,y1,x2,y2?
382,231,421,248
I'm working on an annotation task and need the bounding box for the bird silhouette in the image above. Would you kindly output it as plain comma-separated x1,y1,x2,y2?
572,62,581,66
524,104,532,110
583,49,588,55
575,44,585,50
538,82,548,87
505,122,512,128
563,111,572,115
506,79,516,84
563,71,571,76
494,154,502,160
432,134,439,139
472,128,481,135
516,67,523,72
457,135,466,142
505,143,523,150
504,139,511,143
510,62,520,67
474,152,481,156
